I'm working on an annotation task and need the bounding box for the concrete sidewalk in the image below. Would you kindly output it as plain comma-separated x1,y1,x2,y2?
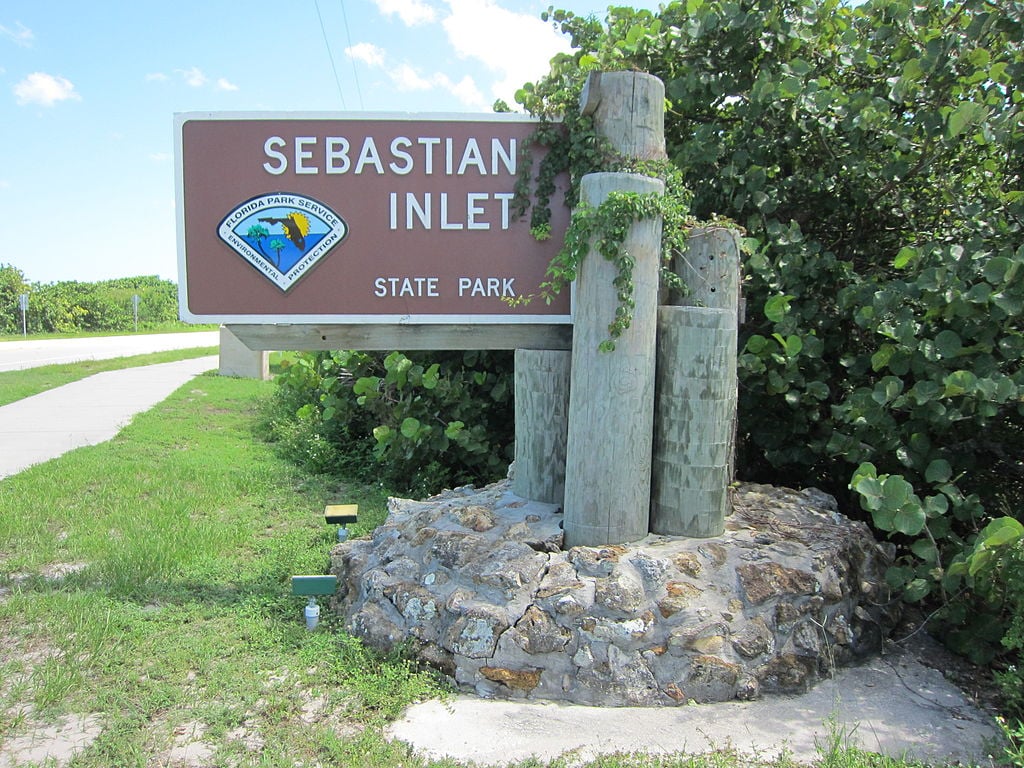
0,356,217,479
389,645,1005,766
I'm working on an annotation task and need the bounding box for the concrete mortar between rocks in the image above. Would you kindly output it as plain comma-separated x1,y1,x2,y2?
330,477,901,707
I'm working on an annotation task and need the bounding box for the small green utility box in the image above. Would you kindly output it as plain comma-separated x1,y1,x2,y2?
291,575,338,596
324,504,358,526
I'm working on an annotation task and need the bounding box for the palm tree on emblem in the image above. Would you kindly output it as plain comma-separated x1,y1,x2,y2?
246,224,271,258
269,239,287,269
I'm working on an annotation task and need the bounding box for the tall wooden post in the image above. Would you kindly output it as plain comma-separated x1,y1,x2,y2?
562,71,667,548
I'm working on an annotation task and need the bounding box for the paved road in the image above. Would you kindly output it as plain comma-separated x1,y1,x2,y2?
0,331,220,372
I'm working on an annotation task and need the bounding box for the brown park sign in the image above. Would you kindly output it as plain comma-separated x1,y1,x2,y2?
175,113,571,324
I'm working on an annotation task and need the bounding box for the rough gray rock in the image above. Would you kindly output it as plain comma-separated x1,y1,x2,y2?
329,479,899,706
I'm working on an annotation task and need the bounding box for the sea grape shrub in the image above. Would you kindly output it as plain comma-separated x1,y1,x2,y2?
269,349,514,496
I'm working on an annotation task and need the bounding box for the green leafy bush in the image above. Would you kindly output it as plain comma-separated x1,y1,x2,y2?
944,517,1024,711
6,273,182,334
267,350,514,496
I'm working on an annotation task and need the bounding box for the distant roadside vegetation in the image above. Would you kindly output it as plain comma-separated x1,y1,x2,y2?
0,263,187,335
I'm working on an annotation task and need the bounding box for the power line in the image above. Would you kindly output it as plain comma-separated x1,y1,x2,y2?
314,0,347,109
338,0,364,110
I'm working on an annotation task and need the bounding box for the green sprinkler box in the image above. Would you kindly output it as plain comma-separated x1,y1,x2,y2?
324,504,358,526
291,575,338,597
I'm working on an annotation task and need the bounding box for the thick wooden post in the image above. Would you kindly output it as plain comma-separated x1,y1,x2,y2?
513,349,570,506
669,227,742,318
562,172,664,547
650,306,737,537
651,225,741,536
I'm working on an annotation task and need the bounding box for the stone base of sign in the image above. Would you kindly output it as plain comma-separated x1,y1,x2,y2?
329,475,900,706
218,326,268,380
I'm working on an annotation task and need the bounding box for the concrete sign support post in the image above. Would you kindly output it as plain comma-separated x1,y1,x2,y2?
561,71,667,547
219,326,269,380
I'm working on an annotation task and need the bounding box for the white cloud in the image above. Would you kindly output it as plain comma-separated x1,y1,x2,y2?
216,77,238,92
149,152,171,162
13,72,80,106
0,21,34,47
441,0,570,104
391,63,432,91
444,74,485,106
372,0,436,25
388,63,484,107
176,66,207,87
345,42,386,67
145,72,169,82
0,179,11,190
350,38,486,108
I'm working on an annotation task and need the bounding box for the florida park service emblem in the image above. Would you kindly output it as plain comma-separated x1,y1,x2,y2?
217,193,347,291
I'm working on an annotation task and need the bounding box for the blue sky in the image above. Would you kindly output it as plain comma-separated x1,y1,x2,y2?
1,0,662,285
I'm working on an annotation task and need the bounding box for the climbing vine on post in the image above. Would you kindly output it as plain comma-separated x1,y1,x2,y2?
512,68,695,350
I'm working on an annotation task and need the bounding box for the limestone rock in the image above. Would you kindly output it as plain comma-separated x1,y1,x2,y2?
328,478,898,707
480,666,542,692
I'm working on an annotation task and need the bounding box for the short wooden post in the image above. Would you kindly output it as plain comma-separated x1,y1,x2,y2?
669,226,742,318
661,225,742,488
513,349,570,506
563,172,664,547
650,306,737,537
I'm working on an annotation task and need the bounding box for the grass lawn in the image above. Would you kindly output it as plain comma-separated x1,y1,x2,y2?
0,372,975,768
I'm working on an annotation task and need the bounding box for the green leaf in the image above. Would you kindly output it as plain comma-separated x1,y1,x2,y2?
925,459,952,484
745,334,769,354
924,494,949,517
893,503,927,536
911,538,938,564
977,516,1024,548
984,256,1013,284
764,295,793,323
422,364,440,390
893,246,917,269
934,330,961,358
948,101,987,138
885,565,915,589
882,474,914,509
400,417,421,439
352,377,380,397
943,370,978,397
992,292,1023,315
903,578,931,603
966,48,990,67
871,344,895,371
967,548,994,577
779,76,802,98
854,476,884,511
